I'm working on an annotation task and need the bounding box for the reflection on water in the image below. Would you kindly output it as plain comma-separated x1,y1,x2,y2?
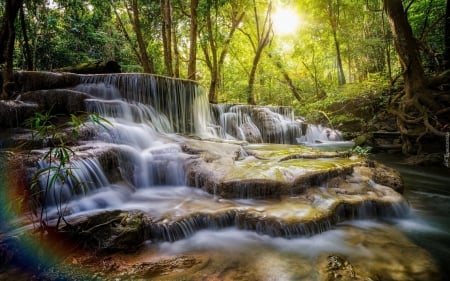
372,153,450,280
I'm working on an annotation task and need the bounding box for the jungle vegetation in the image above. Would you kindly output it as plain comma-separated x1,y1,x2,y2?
1,0,449,153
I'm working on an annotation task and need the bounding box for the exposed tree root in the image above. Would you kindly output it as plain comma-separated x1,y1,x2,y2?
389,85,449,154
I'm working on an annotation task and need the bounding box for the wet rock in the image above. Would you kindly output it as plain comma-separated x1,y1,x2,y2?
238,122,263,143
318,254,378,281
183,140,360,199
20,89,90,115
12,71,80,92
60,210,151,253
0,100,38,128
357,161,403,193
129,255,206,279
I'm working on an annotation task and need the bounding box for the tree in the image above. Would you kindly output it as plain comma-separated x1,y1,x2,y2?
383,0,448,153
200,0,245,103
268,53,302,102
128,0,155,73
160,0,174,76
188,0,199,80
1,0,24,99
444,0,450,69
327,0,346,85
110,0,142,67
243,0,273,105
19,2,33,70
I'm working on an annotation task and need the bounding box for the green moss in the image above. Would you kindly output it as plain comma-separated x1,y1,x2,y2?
245,144,343,160
224,156,361,182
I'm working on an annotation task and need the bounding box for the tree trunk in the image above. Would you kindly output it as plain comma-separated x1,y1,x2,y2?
161,0,174,76
328,0,346,85
172,8,180,78
19,3,33,70
129,0,154,73
246,0,273,105
188,0,199,80
1,0,24,99
383,0,426,100
202,1,244,103
383,0,447,154
205,3,219,103
445,0,450,69
111,0,141,67
247,50,262,105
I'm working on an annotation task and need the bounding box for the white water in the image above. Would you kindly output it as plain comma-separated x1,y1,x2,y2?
27,74,448,280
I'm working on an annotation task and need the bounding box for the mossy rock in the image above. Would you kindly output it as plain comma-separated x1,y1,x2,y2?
61,210,151,253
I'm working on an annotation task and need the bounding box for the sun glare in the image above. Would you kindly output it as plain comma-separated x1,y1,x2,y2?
272,7,301,36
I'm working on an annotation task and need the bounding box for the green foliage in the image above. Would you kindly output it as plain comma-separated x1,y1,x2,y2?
296,78,390,131
24,111,111,231
351,145,372,157
8,0,447,106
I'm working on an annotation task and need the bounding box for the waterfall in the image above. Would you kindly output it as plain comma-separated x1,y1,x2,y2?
209,104,303,144
297,124,343,143
75,74,341,145
34,73,351,211
37,157,110,206
10,72,444,281
36,74,197,211
78,74,204,135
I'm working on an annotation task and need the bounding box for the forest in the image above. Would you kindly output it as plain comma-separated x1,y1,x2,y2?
2,1,450,280
1,0,450,155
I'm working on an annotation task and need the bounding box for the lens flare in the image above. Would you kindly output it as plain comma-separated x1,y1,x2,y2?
272,7,301,35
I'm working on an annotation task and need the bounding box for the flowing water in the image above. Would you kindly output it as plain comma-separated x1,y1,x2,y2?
371,154,450,280
5,73,447,280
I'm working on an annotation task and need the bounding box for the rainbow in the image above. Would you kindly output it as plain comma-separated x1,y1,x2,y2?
0,161,91,280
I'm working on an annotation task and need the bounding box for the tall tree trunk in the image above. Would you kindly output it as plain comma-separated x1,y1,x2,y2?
332,30,346,85
171,5,180,78
188,0,199,80
129,0,154,73
205,3,219,103
1,0,24,99
202,0,244,103
19,3,32,70
247,49,262,105
111,0,141,66
246,0,273,105
383,0,425,98
383,0,446,154
328,0,346,85
445,0,450,70
161,0,174,76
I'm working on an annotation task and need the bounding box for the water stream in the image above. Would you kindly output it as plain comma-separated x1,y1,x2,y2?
7,73,448,280
371,154,450,280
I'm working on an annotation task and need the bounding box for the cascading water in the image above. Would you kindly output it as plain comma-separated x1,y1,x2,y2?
209,104,303,144
41,74,201,216
37,73,404,224
37,157,109,206
23,72,444,280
